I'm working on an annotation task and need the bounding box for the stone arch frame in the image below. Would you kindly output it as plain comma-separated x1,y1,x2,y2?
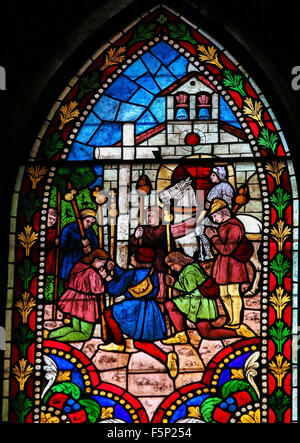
2,1,299,424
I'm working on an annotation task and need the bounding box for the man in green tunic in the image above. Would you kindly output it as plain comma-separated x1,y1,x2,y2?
163,251,241,343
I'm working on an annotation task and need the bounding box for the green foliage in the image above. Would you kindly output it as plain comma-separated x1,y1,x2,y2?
221,379,258,402
21,190,41,224
131,23,156,44
76,188,97,212
156,14,167,24
11,392,32,423
270,187,290,218
13,325,35,358
223,69,246,96
61,200,76,228
197,379,259,423
54,166,96,195
45,275,55,302
49,186,58,208
60,188,97,229
270,253,291,285
258,128,278,153
51,382,81,400
17,258,37,290
77,72,100,99
54,166,97,227
78,399,101,423
269,389,290,422
200,397,222,422
43,132,64,159
269,321,290,353
168,23,196,44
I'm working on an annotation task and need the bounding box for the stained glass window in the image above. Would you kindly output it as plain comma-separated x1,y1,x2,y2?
2,5,298,424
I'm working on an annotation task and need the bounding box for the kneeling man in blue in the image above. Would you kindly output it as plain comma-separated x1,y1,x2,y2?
100,247,178,379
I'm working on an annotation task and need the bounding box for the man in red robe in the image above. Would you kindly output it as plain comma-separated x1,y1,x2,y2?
48,249,109,342
46,208,58,275
205,199,255,337
129,206,176,303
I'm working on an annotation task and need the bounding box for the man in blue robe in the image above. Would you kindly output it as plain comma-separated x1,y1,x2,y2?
99,247,179,379
60,209,98,281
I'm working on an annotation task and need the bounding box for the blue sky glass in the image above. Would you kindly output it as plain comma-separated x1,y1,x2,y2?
69,41,241,160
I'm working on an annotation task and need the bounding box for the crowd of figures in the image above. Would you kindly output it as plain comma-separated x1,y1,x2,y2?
47,167,258,380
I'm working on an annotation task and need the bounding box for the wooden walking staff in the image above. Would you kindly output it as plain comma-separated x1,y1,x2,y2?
52,180,88,320
108,189,118,262
232,184,249,214
65,182,108,340
92,186,108,248
52,190,61,320
92,186,109,340
65,181,85,239
108,189,118,306
196,183,250,224
136,175,152,245
163,204,174,300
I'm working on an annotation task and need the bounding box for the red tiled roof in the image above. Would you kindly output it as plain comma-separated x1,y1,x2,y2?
159,71,217,96
114,120,246,146
114,123,166,146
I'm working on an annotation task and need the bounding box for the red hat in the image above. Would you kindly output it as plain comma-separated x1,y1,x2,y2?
135,247,156,263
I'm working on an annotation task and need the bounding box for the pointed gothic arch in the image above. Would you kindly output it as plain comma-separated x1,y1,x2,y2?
2,4,298,424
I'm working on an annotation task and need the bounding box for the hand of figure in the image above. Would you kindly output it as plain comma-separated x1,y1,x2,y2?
83,245,92,255
99,267,108,278
82,238,90,247
172,288,183,297
205,227,217,238
165,274,175,287
135,227,144,239
107,260,115,270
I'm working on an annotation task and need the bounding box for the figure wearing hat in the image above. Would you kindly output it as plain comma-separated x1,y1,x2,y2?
48,249,110,342
196,166,234,261
99,246,179,379
129,206,177,303
205,198,255,337
162,251,242,343
60,209,98,282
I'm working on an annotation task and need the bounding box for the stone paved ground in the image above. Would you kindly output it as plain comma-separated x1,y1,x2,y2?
44,291,260,421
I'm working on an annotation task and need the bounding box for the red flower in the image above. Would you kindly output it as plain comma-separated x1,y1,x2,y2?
49,393,68,409
213,407,231,423
68,409,87,423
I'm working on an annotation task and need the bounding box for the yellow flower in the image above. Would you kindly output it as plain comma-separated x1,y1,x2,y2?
12,358,33,391
187,406,202,419
57,371,71,382
269,354,290,387
100,46,126,71
269,287,290,319
15,291,36,323
17,225,38,256
238,409,260,423
40,412,60,423
231,368,244,379
198,45,223,69
270,220,291,252
27,165,47,189
101,407,114,420
265,160,286,185
59,101,79,130
243,97,264,127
